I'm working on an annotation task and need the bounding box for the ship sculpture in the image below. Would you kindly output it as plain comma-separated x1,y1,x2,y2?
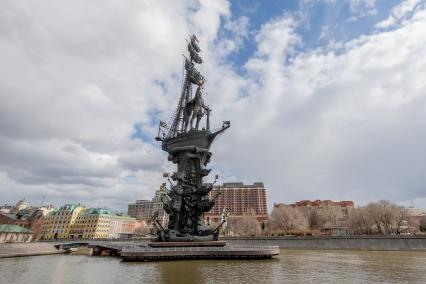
154,35,230,242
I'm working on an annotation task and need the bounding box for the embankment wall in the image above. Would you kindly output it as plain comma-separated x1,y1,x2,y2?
224,236,426,250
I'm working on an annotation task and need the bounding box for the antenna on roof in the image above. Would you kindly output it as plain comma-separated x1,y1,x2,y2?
41,195,45,207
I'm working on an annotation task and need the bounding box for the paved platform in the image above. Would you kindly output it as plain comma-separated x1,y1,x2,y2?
0,243,65,258
148,241,226,247
121,245,280,261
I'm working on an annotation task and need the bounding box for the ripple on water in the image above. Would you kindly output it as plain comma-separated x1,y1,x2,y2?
1,249,426,284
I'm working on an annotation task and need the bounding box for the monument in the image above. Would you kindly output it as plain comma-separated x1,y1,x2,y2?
153,34,230,242
120,36,279,260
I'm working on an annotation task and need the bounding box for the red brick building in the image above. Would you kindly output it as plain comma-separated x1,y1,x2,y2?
0,209,44,241
205,182,268,223
275,199,355,220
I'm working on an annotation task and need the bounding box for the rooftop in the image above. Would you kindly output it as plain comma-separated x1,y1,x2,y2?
218,182,265,188
81,208,112,216
0,224,32,233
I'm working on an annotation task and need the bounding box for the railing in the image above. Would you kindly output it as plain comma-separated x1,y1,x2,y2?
38,237,150,244
122,245,279,253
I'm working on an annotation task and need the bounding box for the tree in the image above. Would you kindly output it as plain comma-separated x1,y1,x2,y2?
227,216,262,237
348,201,413,235
419,217,426,232
269,205,308,234
347,207,374,235
321,203,343,227
307,208,326,230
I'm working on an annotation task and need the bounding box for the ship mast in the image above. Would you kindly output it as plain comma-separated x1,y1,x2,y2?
165,35,205,139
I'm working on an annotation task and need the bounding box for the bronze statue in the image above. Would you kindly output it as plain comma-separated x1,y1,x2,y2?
154,35,230,242
190,85,208,130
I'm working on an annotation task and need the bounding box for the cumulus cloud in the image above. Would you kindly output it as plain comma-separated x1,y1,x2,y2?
0,0,232,210
375,0,425,29
1,0,426,211
212,6,426,208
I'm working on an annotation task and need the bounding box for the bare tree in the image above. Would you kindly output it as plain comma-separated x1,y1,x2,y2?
419,217,426,232
349,201,413,235
322,203,343,227
227,216,261,237
269,205,308,234
347,207,374,235
307,208,326,230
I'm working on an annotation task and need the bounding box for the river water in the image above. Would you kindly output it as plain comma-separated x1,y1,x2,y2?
1,249,426,284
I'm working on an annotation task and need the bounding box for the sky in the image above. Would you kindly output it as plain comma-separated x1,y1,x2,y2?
1,0,426,212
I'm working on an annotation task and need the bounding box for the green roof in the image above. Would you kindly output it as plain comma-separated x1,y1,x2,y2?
112,214,136,221
0,224,32,233
47,204,83,216
81,208,112,216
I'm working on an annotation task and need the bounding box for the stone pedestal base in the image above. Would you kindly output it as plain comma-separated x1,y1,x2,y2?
121,244,280,262
148,241,226,248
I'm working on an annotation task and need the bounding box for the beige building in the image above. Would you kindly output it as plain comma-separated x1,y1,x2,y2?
109,214,137,238
70,209,137,239
286,200,355,221
38,205,56,216
0,224,32,243
205,182,269,224
128,186,168,226
41,204,86,240
0,204,13,213
42,204,137,240
70,208,113,239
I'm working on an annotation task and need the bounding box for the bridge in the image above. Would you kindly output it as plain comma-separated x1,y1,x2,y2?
49,239,150,255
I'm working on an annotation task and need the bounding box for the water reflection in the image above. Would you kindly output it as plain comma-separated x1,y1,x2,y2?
1,250,426,284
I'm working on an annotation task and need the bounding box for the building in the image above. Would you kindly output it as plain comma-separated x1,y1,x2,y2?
109,214,137,239
38,204,56,216
205,182,269,224
69,209,137,239
12,198,29,213
0,204,13,213
0,224,33,243
127,185,168,226
274,200,355,223
128,199,153,221
41,204,86,240
0,202,45,241
41,203,137,240
70,208,113,239
287,200,354,220
405,207,426,217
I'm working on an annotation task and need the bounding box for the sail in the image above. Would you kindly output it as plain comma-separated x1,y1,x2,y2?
165,35,204,139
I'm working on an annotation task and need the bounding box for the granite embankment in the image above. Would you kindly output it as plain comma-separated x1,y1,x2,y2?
0,243,65,258
4,236,426,258
225,236,426,250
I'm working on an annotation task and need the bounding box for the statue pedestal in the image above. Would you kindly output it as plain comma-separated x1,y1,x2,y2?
148,241,226,248
121,243,279,262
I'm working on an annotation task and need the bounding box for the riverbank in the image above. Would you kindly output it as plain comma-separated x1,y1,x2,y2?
0,242,66,258
224,235,426,250
4,235,426,259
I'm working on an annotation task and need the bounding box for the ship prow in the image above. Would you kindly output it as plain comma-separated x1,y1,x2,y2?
162,122,230,153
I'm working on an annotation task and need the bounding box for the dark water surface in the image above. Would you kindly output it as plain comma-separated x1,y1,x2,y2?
1,249,426,284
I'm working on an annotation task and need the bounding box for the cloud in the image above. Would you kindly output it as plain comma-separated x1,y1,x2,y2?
346,0,377,22
0,0,231,210
1,0,426,212
375,0,425,29
212,7,426,208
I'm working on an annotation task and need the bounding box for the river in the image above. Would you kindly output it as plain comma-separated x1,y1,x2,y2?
1,249,426,283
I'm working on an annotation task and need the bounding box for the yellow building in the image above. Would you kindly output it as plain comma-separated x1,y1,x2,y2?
70,208,113,239
41,204,86,240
